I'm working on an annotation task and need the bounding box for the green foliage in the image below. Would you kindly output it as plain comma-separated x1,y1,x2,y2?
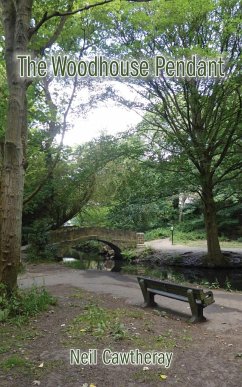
224,278,233,292
26,220,56,261
23,134,124,231
1,0,240,272
74,206,111,228
121,248,156,265
96,0,241,263
80,139,182,231
173,230,206,243
0,356,33,371
145,225,206,243
111,322,127,341
0,285,57,324
121,249,137,262
64,260,88,270
207,279,220,289
145,227,170,241
199,279,220,289
217,201,242,238
68,303,127,340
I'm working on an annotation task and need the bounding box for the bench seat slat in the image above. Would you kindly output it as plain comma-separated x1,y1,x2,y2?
147,286,189,298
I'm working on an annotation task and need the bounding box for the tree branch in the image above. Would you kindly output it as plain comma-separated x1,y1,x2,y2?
29,0,155,38
29,0,114,37
23,69,79,205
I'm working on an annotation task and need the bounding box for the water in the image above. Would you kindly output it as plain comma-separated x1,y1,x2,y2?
62,256,242,291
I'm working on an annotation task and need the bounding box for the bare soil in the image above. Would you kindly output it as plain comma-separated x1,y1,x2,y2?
0,264,242,387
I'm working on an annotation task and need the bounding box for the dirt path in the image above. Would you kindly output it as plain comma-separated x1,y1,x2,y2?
13,237,242,387
1,278,241,387
18,263,242,332
0,262,241,387
14,263,242,387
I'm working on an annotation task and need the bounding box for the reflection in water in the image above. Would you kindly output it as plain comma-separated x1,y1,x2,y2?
63,255,242,291
63,257,77,263
63,254,119,271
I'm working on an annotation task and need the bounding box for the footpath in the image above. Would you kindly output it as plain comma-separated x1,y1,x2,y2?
145,238,242,255
19,262,242,333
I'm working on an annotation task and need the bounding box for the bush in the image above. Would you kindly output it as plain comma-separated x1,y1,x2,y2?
27,220,56,261
145,226,206,243
0,285,57,323
121,249,137,262
145,227,170,241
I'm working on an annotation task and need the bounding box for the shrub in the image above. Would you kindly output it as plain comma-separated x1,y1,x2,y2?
27,220,57,261
0,285,57,324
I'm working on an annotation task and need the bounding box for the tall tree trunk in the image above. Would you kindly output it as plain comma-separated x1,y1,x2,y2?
0,86,27,293
201,181,226,266
0,0,31,294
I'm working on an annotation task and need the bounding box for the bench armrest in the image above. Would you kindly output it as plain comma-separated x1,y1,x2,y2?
202,290,215,306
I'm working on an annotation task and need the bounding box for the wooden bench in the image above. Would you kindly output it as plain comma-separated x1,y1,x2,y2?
137,276,215,323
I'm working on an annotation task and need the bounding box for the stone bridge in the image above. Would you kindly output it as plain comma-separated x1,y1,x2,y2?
48,227,145,258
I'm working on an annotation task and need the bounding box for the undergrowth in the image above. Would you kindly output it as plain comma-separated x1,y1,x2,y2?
145,227,206,243
0,285,57,324
68,303,128,341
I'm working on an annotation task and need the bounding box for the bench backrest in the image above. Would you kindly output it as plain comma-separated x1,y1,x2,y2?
137,276,205,301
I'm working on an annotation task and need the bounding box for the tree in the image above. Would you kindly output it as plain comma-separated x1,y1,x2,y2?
23,134,125,230
99,0,241,265
0,0,150,294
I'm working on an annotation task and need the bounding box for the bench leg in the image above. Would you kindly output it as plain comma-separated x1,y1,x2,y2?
145,291,157,307
187,290,206,323
138,280,157,307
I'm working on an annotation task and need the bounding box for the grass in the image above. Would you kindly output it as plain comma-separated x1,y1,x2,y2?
145,227,170,241
0,285,57,324
0,316,65,379
0,355,33,371
0,286,202,385
0,354,65,379
0,344,11,354
66,297,178,352
0,286,63,382
145,227,206,243
67,303,130,341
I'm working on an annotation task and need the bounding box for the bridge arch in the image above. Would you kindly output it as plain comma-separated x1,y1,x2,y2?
48,227,144,259
88,238,122,257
